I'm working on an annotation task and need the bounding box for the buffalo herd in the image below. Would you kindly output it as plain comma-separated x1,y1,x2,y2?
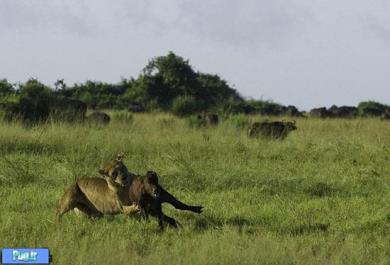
1,97,112,126
309,104,390,118
2,97,389,134
309,105,358,118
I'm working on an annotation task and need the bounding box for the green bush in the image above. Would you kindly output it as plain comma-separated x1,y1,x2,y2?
171,95,200,117
220,100,255,114
17,79,53,124
186,115,206,128
50,97,87,123
3,103,22,122
0,79,14,95
358,101,389,117
112,111,133,123
224,114,251,129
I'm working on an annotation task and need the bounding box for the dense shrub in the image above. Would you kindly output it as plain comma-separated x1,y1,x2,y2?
358,101,390,117
3,103,21,122
16,79,53,124
224,114,251,129
220,100,255,114
186,115,206,128
0,53,309,118
0,79,14,95
171,95,201,117
112,111,133,123
50,97,87,122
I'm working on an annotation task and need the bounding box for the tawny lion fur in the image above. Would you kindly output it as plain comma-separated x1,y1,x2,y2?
56,155,139,218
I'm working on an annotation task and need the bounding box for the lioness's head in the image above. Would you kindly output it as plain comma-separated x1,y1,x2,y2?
142,171,160,199
99,154,130,187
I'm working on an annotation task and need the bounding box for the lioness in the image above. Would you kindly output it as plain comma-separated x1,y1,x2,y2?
56,155,140,218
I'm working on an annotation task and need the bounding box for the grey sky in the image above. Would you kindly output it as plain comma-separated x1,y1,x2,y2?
0,0,389,110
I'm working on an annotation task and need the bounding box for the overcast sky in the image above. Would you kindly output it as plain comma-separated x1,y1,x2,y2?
1,0,389,110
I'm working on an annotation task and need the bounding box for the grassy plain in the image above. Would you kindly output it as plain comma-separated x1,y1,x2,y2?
0,113,389,264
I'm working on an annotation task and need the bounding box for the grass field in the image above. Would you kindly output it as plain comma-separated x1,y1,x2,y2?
0,113,389,265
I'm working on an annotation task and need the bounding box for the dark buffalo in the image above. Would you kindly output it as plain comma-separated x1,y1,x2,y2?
328,105,358,118
127,171,203,229
248,120,297,139
310,107,331,118
310,105,358,118
87,111,111,126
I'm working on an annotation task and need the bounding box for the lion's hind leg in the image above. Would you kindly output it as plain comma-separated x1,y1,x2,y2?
57,182,102,219
56,183,81,219
74,203,103,219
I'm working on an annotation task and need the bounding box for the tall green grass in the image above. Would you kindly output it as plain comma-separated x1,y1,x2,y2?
0,114,389,264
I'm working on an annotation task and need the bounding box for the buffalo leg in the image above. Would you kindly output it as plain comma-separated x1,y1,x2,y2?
149,200,179,229
159,187,203,214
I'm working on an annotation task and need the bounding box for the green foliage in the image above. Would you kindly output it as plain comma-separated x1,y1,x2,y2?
136,52,243,112
196,73,242,108
50,97,87,123
0,53,306,117
223,114,251,129
2,103,22,122
17,79,53,123
140,52,198,108
54,79,137,109
248,99,286,115
0,79,14,95
171,95,201,117
186,115,206,128
112,111,133,123
357,101,390,117
220,98,253,114
48,51,247,114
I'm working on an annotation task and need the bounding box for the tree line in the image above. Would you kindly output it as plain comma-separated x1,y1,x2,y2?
1,52,389,123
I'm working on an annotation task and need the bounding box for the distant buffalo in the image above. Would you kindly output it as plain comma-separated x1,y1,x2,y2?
197,113,219,126
87,111,111,126
310,105,358,118
328,105,357,118
248,120,297,139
